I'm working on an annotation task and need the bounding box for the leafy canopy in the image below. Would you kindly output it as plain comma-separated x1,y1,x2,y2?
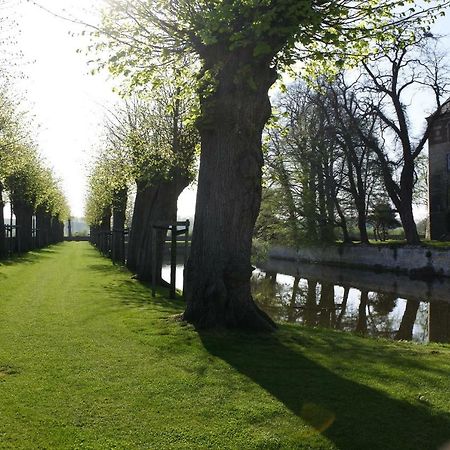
91,0,449,92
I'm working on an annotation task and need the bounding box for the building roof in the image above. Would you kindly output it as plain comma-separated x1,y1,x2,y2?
427,97,450,121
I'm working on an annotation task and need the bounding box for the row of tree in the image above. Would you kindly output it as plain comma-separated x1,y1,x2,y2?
83,0,450,331
0,85,69,256
258,32,449,246
86,72,197,283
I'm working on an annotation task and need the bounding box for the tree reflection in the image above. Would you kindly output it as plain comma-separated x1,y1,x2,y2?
304,280,319,327
395,299,420,341
335,287,349,330
318,282,336,329
355,290,368,336
251,269,441,344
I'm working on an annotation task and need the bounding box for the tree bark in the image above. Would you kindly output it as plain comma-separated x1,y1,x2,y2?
397,196,420,244
128,170,189,282
135,171,189,282
183,56,277,331
14,203,33,252
112,188,128,264
127,180,151,272
36,207,51,248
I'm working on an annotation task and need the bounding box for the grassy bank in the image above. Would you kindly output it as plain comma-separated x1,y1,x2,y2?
0,243,449,449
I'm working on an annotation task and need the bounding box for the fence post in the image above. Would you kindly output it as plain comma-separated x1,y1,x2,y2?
170,223,177,299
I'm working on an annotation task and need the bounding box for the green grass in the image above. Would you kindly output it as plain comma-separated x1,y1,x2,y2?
1,243,450,449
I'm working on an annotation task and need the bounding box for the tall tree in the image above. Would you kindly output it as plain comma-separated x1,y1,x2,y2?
92,0,449,330
336,33,450,244
103,82,197,280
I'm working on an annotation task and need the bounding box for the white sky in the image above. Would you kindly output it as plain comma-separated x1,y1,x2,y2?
6,0,450,219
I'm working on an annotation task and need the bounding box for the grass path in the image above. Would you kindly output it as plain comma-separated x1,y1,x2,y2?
0,242,450,449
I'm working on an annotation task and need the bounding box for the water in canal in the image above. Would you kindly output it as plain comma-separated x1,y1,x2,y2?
163,258,450,344
256,258,450,344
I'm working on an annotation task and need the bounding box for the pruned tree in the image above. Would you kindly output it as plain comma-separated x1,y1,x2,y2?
90,0,449,330
102,74,198,280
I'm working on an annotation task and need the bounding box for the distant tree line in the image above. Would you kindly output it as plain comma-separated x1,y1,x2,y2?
0,87,69,256
85,66,198,283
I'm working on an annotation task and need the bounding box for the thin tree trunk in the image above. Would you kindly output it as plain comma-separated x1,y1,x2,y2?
357,204,369,244
183,60,277,331
398,200,420,244
335,200,351,243
127,180,152,271
35,207,48,249
14,203,33,252
131,171,190,282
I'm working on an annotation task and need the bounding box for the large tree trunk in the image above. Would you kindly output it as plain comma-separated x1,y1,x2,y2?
35,207,50,249
136,173,189,282
127,180,151,271
112,188,128,264
128,171,189,282
14,203,33,253
183,57,277,331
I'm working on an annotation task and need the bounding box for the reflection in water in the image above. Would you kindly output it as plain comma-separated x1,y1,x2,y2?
252,259,450,344
163,260,449,344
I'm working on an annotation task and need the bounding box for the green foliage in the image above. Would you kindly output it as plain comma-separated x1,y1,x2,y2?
0,86,69,219
368,202,402,241
85,159,114,227
85,66,199,226
90,0,448,96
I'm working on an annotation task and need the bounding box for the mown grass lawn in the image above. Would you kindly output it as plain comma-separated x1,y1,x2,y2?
0,242,449,450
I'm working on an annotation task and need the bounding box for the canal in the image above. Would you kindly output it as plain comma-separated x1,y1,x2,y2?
162,257,450,343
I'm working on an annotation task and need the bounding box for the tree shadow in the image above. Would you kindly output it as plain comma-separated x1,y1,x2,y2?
103,277,185,312
199,330,450,450
0,246,60,268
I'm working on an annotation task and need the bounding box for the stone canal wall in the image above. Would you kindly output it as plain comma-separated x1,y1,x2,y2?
269,244,450,278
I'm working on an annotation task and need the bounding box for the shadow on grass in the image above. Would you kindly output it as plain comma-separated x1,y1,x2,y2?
108,278,184,312
0,245,62,268
82,244,450,448
199,330,450,450
83,255,184,312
